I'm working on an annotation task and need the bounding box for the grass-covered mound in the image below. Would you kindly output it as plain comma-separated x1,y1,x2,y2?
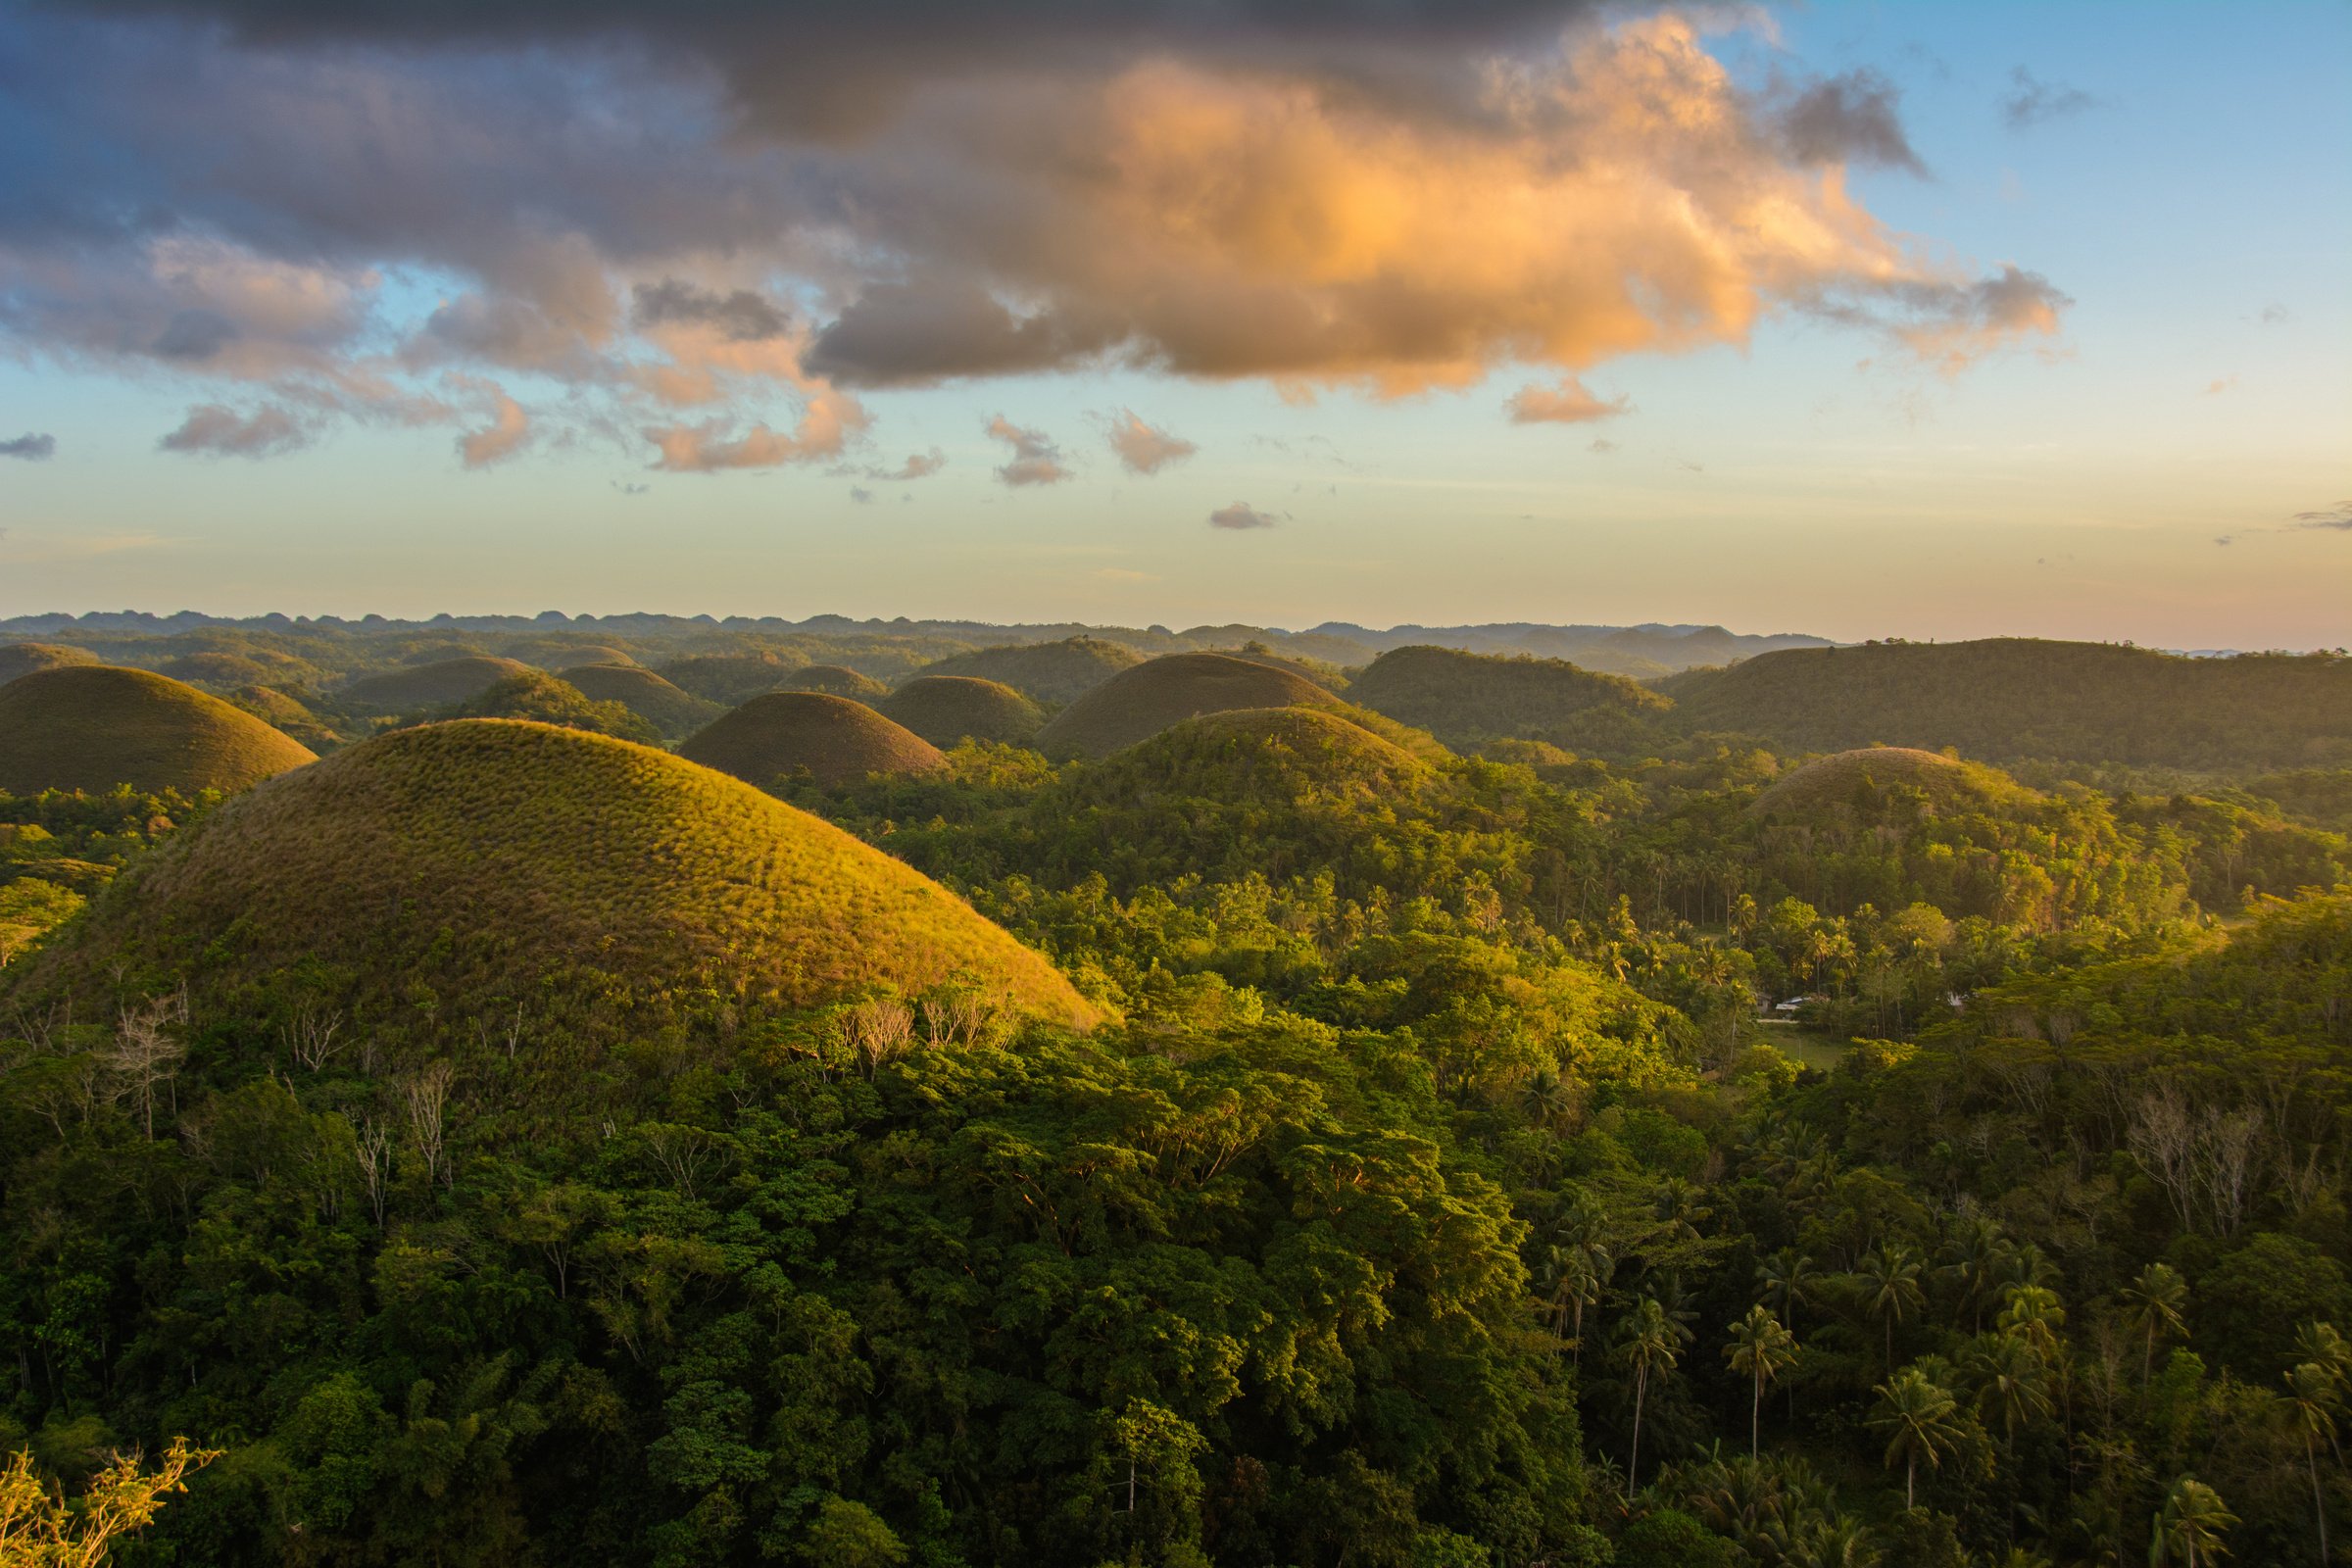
0,642,99,686
1661,638,2352,770
1752,746,2038,820
878,676,1047,747
336,655,534,713
1103,706,1426,794
560,662,723,739
0,665,317,797
440,670,660,744
1033,653,1335,759
655,652,794,704
540,644,637,668
775,663,890,700
11,719,1094,1036
1346,645,1669,752
224,684,344,753
680,693,947,789
910,636,1145,704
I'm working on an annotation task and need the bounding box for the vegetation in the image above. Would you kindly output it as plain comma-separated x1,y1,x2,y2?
1663,638,2352,769
0,666,316,798
1,1437,219,1564
908,636,1145,704
559,663,724,740
679,693,947,789
653,652,799,705
1347,645,1670,754
441,670,662,744
774,664,891,700
1750,747,2038,819
1034,653,1337,759
334,656,536,715
0,644,99,687
877,676,1048,748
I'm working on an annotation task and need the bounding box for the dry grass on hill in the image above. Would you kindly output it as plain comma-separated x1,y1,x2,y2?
0,664,317,797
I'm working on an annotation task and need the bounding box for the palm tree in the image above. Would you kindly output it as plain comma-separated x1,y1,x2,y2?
1996,1283,2068,1364
2280,1359,2340,1564
1618,1297,1681,1490
1725,1305,1799,1457
2148,1476,2234,1566
1966,1330,2053,1446
2121,1263,2189,1382
1939,1215,2008,1334
1757,1248,1818,1333
1870,1365,1962,1509
1856,1244,1927,1371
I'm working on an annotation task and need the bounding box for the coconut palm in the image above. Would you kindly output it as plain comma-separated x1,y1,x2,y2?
1870,1365,1963,1509
2148,1476,2234,1566
1939,1215,2009,1334
1618,1296,1681,1490
1725,1304,1800,1457
2280,1358,2341,1564
2121,1262,2189,1382
1856,1243,1927,1371
1968,1329,2053,1446
1757,1247,1819,1333
1996,1283,2068,1363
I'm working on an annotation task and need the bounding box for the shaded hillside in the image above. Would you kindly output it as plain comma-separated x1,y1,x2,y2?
655,651,795,704
1103,706,1425,794
12,719,1094,1036
336,656,534,713
0,643,98,686
1346,645,1670,753
440,671,659,744
0,665,316,797
774,663,890,700
910,636,1145,704
1033,653,1333,759
224,685,345,754
1662,638,2352,769
1752,747,2039,821
877,676,1047,747
680,693,946,788
561,662,723,739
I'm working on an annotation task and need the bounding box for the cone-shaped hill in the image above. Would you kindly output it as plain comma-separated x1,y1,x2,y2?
910,637,1144,704
1033,653,1336,759
0,665,317,797
560,662,723,738
680,693,946,789
775,663,890,700
442,670,659,744
1093,707,1426,797
10,720,1095,1038
0,642,99,686
879,676,1047,747
655,652,794,704
1347,645,1669,752
337,656,534,712
1752,747,2038,820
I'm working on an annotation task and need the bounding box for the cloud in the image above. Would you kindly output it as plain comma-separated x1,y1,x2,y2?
2291,502,2352,532
1777,70,1927,175
849,485,875,503
2200,375,2237,397
1588,437,1618,454
1882,266,2070,375
1105,411,1198,474
1208,501,1280,530
2214,536,2232,547
0,4,2064,464
2258,303,2293,326
611,479,649,495
1507,376,1631,424
0,432,56,461
2003,69,2099,130
866,448,945,481
158,403,309,457
986,416,1070,486
449,376,533,467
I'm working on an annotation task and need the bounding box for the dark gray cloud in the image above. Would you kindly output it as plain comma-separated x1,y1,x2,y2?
158,403,308,457
2291,502,2352,532
866,449,945,481
986,416,1069,486
632,280,791,342
1778,70,1926,175
808,279,1124,388
2003,69,2099,130
0,432,57,460
1208,501,1279,530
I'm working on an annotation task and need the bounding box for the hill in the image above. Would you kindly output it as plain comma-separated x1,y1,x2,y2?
440,670,660,744
1345,645,1670,752
0,642,99,686
910,636,1145,704
680,693,947,788
1102,706,1426,794
223,684,345,753
11,719,1093,1035
877,676,1047,747
1751,746,2040,820
0,665,317,797
774,663,890,700
336,656,535,713
1661,639,2352,770
559,662,723,738
1032,653,1340,759
655,652,795,704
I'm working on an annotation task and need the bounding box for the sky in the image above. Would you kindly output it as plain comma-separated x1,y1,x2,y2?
0,0,2345,646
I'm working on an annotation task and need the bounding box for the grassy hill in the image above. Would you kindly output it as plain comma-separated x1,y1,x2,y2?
878,676,1047,747
1102,706,1427,794
224,684,345,753
1752,746,2040,820
560,662,723,739
909,636,1145,704
1345,645,1670,752
1661,638,2352,770
336,656,535,713
0,664,317,797
680,693,947,788
11,719,1095,1037
1033,653,1337,759
655,652,795,704
440,670,660,744
775,663,890,700
0,642,99,686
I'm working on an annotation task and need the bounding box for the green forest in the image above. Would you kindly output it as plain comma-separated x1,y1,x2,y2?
1,625,2348,1567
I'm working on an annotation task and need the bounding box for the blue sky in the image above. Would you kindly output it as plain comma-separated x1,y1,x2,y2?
0,0,2344,644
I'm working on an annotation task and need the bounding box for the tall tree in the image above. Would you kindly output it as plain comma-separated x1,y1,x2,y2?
2148,1477,2235,1567
1723,1305,1799,1458
1619,1296,1682,1491
1871,1366,1963,1509
2123,1263,2190,1383
1857,1244,1928,1371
